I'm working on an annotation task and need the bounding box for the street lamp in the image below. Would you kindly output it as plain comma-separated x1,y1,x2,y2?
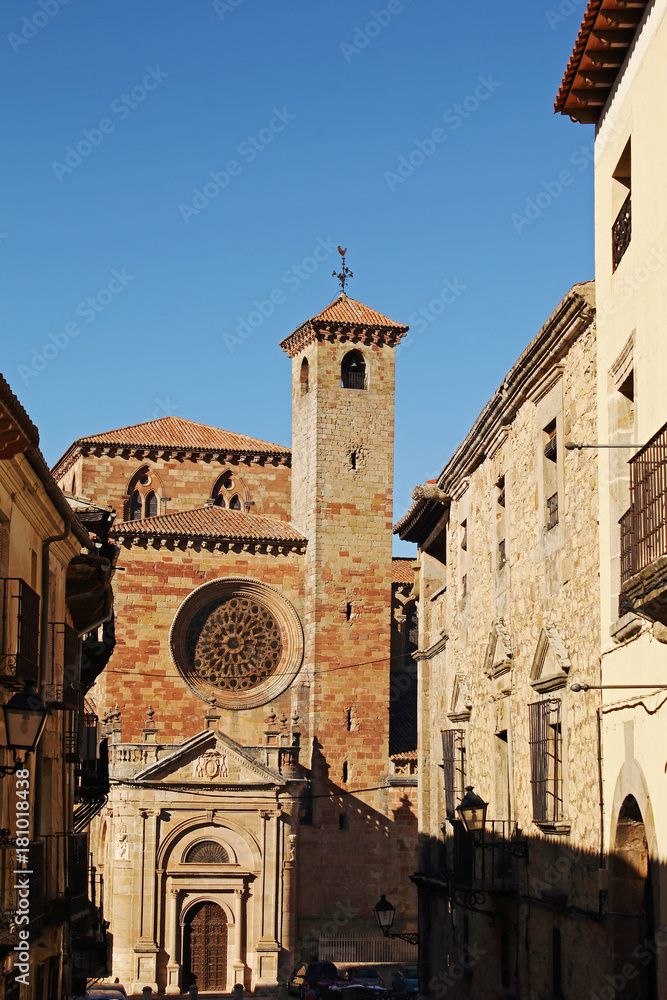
0,683,48,775
373,895,418,945
456,786,488,835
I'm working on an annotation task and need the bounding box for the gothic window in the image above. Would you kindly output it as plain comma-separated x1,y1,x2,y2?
442,728,466,819
341,350,366,389
528,698,563,824
125,466,163,521
130,491,143,520
184,841,230,864
211,470,247,510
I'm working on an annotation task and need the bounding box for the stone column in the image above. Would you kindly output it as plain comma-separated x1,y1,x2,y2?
232,887,246,986
255,810,281,986
281,831,297,982
132,809,159,993
165,887,180,995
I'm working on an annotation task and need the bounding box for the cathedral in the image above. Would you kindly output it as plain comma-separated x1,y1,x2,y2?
52,294,418,994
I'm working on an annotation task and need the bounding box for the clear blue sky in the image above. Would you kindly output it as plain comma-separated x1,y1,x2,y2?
1,0,593,554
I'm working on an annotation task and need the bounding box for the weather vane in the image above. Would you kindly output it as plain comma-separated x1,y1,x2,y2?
333,246,353,294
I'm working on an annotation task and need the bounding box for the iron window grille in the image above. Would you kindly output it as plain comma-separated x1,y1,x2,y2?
528,698,563,824
442,728,466,819
498,539,506,569
0,579,40,684
546,492,559,530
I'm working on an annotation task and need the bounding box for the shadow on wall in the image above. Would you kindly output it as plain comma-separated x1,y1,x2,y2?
416,795,661,1000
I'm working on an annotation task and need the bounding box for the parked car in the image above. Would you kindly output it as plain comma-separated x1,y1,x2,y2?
344,967,385,988
288,961,345,997
391,966,419,994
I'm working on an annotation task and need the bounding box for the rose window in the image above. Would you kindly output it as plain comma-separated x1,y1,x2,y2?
185,597,282,691
170,577,304,710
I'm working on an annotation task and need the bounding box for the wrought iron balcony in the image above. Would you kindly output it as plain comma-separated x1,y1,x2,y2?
450,819,527,894
621,420,667,624
612,191,631,271
0,579,40,685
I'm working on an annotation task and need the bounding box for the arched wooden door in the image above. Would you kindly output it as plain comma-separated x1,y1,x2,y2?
183,901,228,991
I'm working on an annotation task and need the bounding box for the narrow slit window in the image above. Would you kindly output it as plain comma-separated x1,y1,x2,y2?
346,602,352,621
346,708,352,731
300,357,309,393
342,761,348,783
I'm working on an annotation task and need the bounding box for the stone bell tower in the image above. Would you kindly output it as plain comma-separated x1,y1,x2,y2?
280,293,409,935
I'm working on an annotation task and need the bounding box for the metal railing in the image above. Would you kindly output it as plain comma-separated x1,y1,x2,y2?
0,578,40,684
621,420,667,583
546,492,559,531
612,191,632,271
451,819,525,892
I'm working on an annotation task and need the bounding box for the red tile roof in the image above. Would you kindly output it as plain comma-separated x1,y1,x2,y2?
390,749,418,761
392,557,415,585
75,416,290,454
0,373,39,458
555,0,650,123
111,505,306,546
280,294,409,357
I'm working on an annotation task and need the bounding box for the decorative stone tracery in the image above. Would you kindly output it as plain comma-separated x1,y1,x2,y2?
170,577,304,709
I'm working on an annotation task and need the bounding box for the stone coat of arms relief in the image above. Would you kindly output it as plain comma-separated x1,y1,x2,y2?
192,747,229,779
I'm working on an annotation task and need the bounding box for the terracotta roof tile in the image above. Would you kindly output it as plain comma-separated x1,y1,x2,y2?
555,0,650,123
0,372,39,458
111,505,306,546
390,749,418,761
392,558,415,585
74,416,290,455
280,294,409,357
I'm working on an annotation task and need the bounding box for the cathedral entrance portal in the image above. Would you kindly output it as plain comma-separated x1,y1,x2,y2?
184,901,228,991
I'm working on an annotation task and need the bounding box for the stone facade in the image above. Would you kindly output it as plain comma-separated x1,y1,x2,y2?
53,294,419,994
397,284,607,998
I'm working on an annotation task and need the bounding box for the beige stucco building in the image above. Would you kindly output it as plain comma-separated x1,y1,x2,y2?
0,374,115,1000
396,285,610,997
557,1,667,996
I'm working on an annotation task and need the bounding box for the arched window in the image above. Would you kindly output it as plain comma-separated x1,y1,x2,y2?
130,491,142,520
184,841,230,864
341,350,366,389
125,465,164,521
210,470,249,510
300,357,309,393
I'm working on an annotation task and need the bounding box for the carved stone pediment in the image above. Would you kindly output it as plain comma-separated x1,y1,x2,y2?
134,729,286,787
448,672,472,722
483,619,513,679
530,624,571,693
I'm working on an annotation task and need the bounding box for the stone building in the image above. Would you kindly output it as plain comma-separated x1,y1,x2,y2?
395,284,607,997
52,294,418,995
0,374,115,1000
557,2,667,996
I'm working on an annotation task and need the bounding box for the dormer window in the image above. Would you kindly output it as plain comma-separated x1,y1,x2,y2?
341,350,366,389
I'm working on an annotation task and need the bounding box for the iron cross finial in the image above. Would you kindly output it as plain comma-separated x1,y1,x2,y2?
333,246,353,294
